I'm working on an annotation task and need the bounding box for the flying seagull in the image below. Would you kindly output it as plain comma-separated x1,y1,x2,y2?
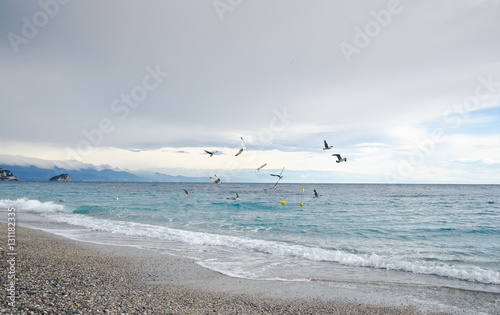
270,171,284,179
255,163,267,172
235,137,246,156
323,140,333,150
226,193,239,200
313,189,322,198
332,154,347,163
204,150,218,157
183,189,189,197
269,167,285,190
210,175,222,185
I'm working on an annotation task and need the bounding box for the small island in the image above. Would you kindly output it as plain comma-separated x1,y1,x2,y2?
0,168,19,181
49,173,71,181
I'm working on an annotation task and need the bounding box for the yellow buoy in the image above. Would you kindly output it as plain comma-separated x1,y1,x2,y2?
281,200,286,205
299,202,303,207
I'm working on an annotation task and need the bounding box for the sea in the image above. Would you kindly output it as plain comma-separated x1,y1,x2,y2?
1,182,500,312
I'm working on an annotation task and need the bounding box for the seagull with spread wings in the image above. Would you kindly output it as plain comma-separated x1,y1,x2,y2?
270,167,284,179
269,167,285,190
255,163,267,172
323,140,333,150
210,175,222,185
313,189,322,198
332,154,347,163
235,137,246,156
204,150,218,157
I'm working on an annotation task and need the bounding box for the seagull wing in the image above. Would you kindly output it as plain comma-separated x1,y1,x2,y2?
241,137,246,150
270,181,279,190
235,148,243,156
332,154,341,159
278,167,284,177
256,163,267,172
273,177,282,189
324,140,329,148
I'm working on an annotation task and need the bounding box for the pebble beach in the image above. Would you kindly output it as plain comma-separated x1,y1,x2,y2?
0,224,428,314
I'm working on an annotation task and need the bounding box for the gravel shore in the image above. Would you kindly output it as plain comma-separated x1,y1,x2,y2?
1,224,428,314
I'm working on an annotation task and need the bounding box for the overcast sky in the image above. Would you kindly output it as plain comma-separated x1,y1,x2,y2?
1,0,500,183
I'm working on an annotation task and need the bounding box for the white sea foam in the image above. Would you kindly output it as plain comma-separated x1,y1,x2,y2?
0,198,65,213
2,197,499,286
33,206,500,286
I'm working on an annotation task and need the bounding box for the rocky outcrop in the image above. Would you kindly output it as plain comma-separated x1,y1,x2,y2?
49,173,71,181
0,168,19,181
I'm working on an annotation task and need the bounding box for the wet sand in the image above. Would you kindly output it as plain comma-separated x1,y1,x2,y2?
0,224,436,314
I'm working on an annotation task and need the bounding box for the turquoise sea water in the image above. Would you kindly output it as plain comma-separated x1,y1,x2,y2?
1,182,500,297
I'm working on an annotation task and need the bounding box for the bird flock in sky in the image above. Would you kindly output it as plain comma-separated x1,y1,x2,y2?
183,138,347,200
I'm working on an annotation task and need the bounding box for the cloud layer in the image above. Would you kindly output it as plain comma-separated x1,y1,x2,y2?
1,0,499,183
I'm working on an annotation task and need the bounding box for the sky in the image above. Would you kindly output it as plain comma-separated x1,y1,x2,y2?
1,0,500,183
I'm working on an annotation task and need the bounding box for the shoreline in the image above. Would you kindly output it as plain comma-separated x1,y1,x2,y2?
0,224,429,314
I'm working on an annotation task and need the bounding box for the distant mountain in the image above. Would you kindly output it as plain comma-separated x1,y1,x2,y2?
141,172,209,182
0,159,207,182
1,165,144,182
